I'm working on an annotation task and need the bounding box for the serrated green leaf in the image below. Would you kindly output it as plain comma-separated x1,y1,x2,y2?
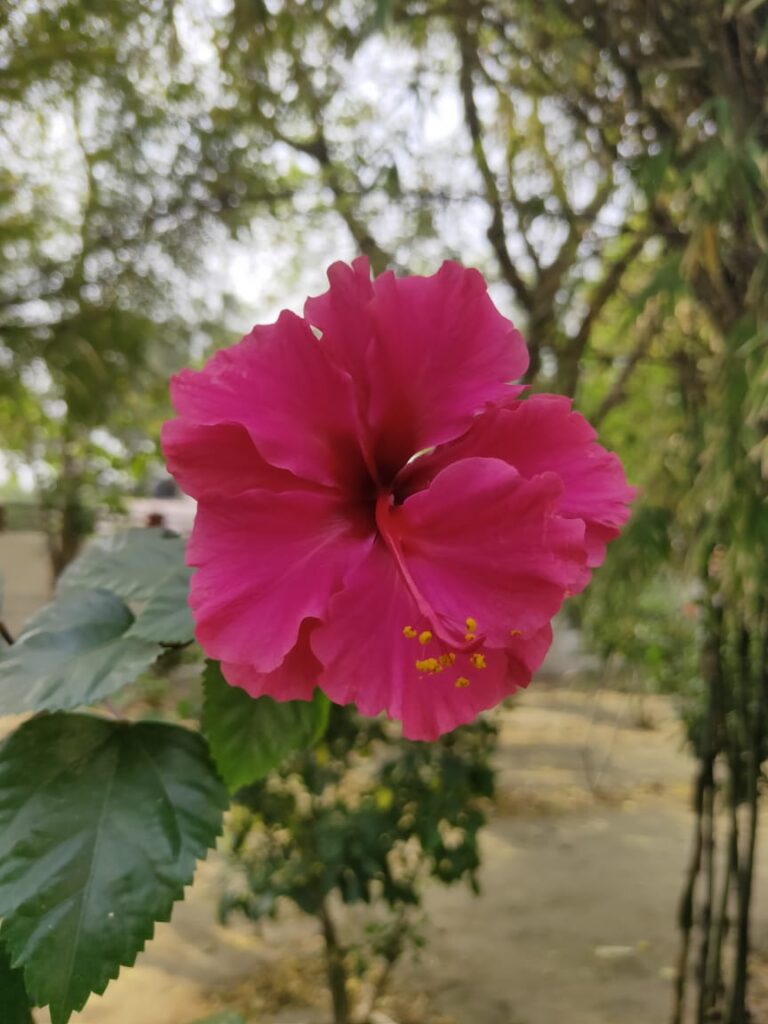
0,713,228,1024
0,940,33,1023
58,528,187,601
57,529,194,646
127,570,194,644
202,661,330,791
0,588,163,714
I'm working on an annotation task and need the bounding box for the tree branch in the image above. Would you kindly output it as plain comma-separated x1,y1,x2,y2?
559,233,648,395
592,300,661,426
288,60,392,274
456,19,532,310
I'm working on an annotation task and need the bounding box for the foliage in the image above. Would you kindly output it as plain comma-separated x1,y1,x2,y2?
0,2,237,572
581,574,701,700
0,528,339,1022
1,0,675,582
59,527,195,642
0,585,162,713
575,500,701,704
0,714,228,1024
202,661,330,792
0,940,33,1024
523,4,768,1020
220,704,497,1023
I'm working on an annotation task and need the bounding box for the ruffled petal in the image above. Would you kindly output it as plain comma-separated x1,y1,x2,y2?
390,457,587,647
221,620,321,702
187,488,374,671
312,543,554,740
399,394,634,568
162,419,305,500
305,260,528,479
303,256,375,391
169,309,368,491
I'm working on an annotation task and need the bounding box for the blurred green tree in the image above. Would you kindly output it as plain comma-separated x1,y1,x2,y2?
508,4,767,1021
206,0,650,394
0,2,235,573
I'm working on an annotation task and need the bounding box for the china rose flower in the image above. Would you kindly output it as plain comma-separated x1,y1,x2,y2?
163,258,633,739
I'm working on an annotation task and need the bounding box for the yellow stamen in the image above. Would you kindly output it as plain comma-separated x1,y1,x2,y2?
438,653,457,667
418,630,433,645
470,653,487,670
465,617,477,631
509,629,522,637
464,632,477,642
415,657,442,674
403,626,418,638
455,676,471,688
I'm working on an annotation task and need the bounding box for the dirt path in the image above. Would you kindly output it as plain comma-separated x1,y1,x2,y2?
405,688,697,1024
0,531,52,635
30,683,761,1024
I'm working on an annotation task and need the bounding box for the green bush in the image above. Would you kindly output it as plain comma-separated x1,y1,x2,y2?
220,704,497,1024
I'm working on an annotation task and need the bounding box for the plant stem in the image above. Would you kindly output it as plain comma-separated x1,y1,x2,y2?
318,901,350,1024
726,625,765,1023
695,765,716,1024
672,757,707,1024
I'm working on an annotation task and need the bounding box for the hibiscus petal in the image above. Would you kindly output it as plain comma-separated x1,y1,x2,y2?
221,621,321,702
303,256,375,391
162,419,305,499
392,457,587,647
312,543,554,740
169,309,367,490
187,489,374,671
305,260,528,479
399,395,634,568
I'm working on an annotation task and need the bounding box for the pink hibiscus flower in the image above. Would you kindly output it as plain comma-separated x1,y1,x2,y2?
163,259,633,740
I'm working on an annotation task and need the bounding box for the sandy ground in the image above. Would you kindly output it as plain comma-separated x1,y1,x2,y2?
0,531,52,634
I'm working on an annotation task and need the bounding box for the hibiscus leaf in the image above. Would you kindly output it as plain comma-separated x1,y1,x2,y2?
58,529,194,646
0,940,33,1023
202,661,330,791
127,569,195,645
0,589,163,715
0,713,228,1024
58,528,187,601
